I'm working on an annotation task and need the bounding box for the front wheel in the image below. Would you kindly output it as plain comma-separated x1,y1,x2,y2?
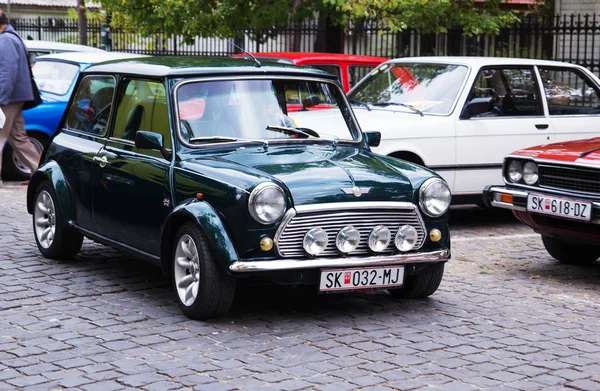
33,181,83,259
389,262,445,299
541,235,600,264
172,222,236,319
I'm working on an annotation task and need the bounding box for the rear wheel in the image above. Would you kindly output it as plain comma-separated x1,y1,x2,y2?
172,222,236,319
2,132,48,181
389,262,445,298
542,235,600,264
33,181,83,259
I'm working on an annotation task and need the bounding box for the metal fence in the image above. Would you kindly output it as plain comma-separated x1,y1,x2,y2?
11,13,600,75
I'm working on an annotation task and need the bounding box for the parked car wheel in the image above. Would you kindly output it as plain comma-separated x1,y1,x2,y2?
389,262,445,298
541,235,600,264
173,222,236,319
33,181,83,259
2,133,48,181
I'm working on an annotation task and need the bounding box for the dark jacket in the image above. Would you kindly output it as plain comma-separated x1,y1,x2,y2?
0,25,34,106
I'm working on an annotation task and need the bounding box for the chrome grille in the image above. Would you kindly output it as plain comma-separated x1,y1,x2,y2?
539,164,600,195
275,204,426,258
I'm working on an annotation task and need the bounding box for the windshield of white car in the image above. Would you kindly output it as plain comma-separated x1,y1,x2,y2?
32,60,79,95
348,63,469,115
176,79,360,144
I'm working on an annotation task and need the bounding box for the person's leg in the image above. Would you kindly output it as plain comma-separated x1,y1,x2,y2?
0,103,20,183
4,102,40,175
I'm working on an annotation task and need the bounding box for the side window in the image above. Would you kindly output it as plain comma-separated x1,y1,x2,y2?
66,75,116,135
349,66,377,88
112,79,172,150
305,64,342,81
538,67,600,115
464,67,542,118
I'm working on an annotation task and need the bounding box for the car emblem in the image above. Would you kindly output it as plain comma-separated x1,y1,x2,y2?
341,187,371,197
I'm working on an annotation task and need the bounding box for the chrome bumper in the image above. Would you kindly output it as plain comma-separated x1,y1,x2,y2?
229,248,450,273
484,186,528,212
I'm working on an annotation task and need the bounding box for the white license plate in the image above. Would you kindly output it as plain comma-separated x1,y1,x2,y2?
527,194,592,221
319,266,404,292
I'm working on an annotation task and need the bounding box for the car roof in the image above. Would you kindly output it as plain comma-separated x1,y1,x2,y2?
385,56,585,68
24,40,105,52
83,56,339,79
33,51,149,65
232,52,389,64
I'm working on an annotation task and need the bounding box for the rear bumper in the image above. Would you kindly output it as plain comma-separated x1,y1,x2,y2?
229,248,450,272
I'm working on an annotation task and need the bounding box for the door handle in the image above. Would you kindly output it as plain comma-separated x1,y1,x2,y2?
535,124,549,129
92,155,109,168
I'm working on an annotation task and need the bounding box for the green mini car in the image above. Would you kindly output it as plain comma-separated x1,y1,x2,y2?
27,56,452,319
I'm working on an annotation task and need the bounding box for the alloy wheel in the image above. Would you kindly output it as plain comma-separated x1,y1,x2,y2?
34,190,56,249
174,234,201,306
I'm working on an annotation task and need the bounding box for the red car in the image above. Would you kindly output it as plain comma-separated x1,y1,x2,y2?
231,52,388,92
484,137,600,264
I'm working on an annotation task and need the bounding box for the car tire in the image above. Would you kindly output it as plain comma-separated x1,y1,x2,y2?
541,235,600,264
388,262,445,299
33,181,84,259
172,222,236,319
2,133,48,181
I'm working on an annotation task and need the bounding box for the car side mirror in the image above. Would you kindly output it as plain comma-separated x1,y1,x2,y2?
461,97,494,119
135,131,171,160
365,131,381,147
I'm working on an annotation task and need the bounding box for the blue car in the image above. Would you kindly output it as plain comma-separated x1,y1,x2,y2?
2,51,146,180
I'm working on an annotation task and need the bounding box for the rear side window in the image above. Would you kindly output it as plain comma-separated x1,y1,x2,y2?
66,75,116,135
538,67,600,115
32,60,79,95
305,64,342,81
349,65,377,88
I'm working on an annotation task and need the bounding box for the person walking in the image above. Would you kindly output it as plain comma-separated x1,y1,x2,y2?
0,9,40,186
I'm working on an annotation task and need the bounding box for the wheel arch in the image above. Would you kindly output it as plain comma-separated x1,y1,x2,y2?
27,161,74,227
160,201,239,276
388,150,426,166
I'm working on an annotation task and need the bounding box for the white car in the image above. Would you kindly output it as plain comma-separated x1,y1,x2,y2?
347,57,600,204
25,40,104,63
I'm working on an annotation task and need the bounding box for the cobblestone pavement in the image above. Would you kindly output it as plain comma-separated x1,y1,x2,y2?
1,183,599,391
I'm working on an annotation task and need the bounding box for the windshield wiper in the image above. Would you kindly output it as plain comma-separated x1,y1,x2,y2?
189,136,247,144
266,125,320,139
348,98,372,111
372,102,424,116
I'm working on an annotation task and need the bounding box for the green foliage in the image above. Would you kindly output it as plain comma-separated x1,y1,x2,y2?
97,0,519,40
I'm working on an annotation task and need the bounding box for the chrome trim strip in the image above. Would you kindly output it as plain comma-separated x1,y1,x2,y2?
506,154,600,171
294,201,416,213
490,200,527,212
229,249,450,272
274,208,297,255
488,186,529,198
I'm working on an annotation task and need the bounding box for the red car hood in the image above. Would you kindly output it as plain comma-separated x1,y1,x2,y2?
512,137,600,164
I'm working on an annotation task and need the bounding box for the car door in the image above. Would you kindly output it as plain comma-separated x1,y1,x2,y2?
537,65,600,143
92,78,173,256
455,66,550,196
56,74,116,231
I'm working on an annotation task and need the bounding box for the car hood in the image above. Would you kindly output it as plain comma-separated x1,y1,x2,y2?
181,145,423,206
512,137,600,165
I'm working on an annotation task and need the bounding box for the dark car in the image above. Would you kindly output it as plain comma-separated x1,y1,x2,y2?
484,137,600,264
27,56,451,319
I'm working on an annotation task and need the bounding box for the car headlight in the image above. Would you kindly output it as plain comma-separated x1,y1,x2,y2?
248,183,286,224
419,178,451,217
523,161,539,185
508,160,523,182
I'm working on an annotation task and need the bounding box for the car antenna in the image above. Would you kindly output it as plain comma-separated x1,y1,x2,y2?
228,40,261,68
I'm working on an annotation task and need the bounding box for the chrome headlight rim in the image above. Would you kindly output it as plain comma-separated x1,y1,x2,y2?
336,225,360,253
418,177,452,218
523,161,539,185
303,227,328,256
395,224,418,252
507,160,523,183
248,182,286,225
368,225,391,253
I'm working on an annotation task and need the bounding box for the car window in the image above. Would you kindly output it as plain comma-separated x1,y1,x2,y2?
32,60,79,95
348,65,377,88
304,64,342,81
464,67,542,118
112,78,172,150
538,67,600,115
177,78,360,143
66,75,116,135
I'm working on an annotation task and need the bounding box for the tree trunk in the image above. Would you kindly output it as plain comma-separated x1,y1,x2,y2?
314,15,344,53
77,0,87,46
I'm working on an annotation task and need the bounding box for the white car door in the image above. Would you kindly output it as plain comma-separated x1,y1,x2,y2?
454,66,551,197
537,65,600,143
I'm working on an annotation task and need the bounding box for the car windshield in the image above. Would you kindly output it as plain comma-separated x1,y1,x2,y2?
176,78,360,143
32,60,79,95
348,63,469,115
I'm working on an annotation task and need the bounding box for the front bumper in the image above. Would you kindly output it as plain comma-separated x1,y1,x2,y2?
229,248,450,272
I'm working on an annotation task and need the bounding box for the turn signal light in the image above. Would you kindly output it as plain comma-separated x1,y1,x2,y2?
500,194,513,204
260,237,274,251
429,229,442,242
